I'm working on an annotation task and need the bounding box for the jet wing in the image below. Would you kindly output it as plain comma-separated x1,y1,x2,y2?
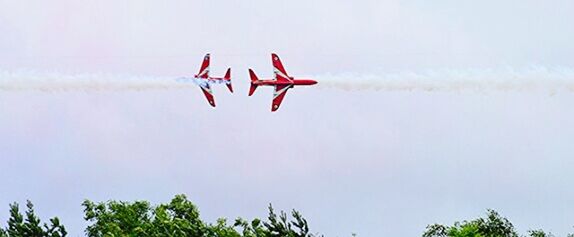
272,53,291,82
272,84,290,112
199,83,216,107
197,54,210,78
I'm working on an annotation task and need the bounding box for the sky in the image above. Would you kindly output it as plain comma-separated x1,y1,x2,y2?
0,0,573,236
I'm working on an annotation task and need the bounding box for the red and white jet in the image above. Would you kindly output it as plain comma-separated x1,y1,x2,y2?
190,53,233,107
248,53,317,112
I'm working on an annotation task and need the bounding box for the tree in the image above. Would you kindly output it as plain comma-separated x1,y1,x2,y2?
147,194,211,236
234,205,317,237
82,195,319,237
206,219,241,237
528,229,554,237
423,210,517,237
83,198,153,237
447,223,482,237
423,224,448,237
5,198,574,237
263,205,313,237
234,218,268,237
2,201,66,237
1,195,323,237
6,203,24,237
473,210,517,237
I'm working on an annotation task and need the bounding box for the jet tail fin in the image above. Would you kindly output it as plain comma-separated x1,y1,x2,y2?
224,68,233,93
248,69,259,96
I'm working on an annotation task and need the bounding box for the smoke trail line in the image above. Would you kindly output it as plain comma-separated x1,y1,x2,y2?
0,69,195,91
3,67,574,93
316,67,574,92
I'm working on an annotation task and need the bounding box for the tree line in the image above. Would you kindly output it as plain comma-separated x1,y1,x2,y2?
0,194,314,237
0,194,570,237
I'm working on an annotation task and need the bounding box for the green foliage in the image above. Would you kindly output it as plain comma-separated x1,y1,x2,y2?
82,194,317,237
206,219,241,237
263,205,313,237
83,198,153,236
2,201,66,237
83,194,213,237
528,229,555,237
5,197,574,237
6,203,24,237
447,223,482,237
422,210,574,237
233,205,317,237
234,218,267,237
423,224,448,237
474,210,517,237
424,222,483,237
4,197,574,237
423,210,517,237
23,201,45,236
150,194,208,236
44,218,67,237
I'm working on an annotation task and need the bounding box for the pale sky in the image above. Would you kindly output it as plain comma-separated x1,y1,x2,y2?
0,1,573,236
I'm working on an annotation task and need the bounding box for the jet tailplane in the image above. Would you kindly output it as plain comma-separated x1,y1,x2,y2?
248,69,259,96
224,68,233,93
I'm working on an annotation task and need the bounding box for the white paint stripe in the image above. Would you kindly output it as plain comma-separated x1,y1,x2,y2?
198,67,210,77
202,84,213,95
274,67,291,81
273,85,290,99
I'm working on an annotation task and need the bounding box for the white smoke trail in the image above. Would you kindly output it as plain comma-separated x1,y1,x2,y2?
3,67,574,93
316,67,574,93
0,69,196,91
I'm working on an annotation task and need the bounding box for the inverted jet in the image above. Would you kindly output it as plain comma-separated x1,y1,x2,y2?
192,53,232,107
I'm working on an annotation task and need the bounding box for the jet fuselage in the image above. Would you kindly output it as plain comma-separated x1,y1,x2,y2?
253,79,317,86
